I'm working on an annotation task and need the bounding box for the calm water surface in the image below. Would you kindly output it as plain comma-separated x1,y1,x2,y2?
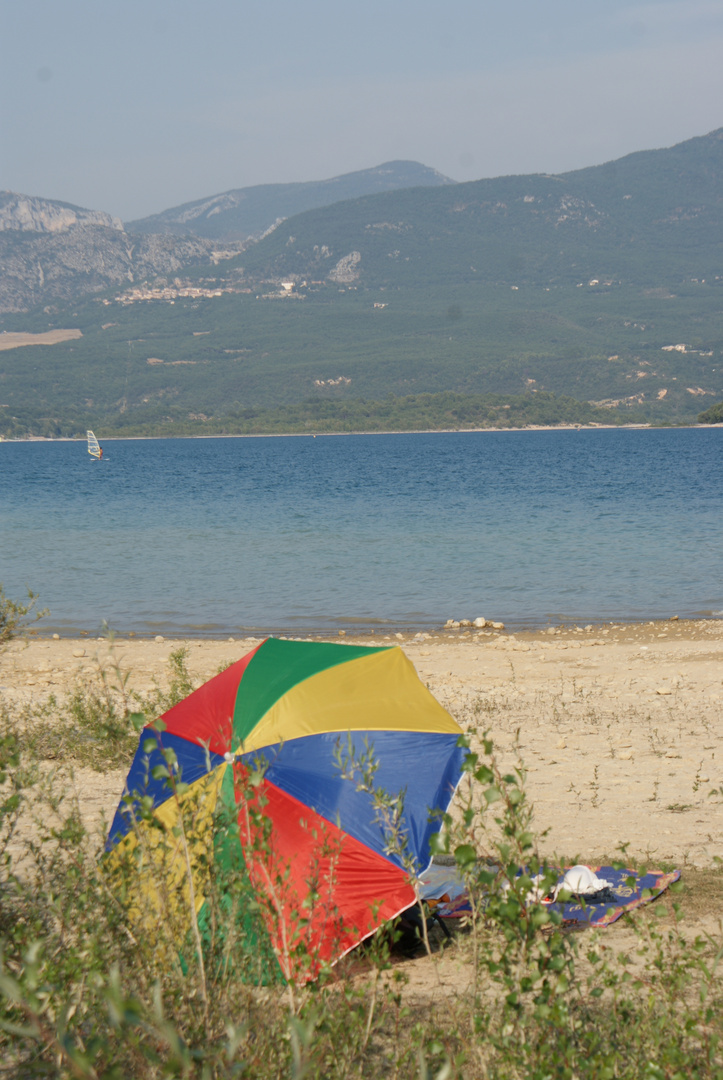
1,429,721,635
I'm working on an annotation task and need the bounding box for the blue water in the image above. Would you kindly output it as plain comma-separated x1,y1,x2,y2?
1,428,721,635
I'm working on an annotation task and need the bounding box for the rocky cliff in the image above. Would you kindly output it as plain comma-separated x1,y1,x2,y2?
0,192,123,234
0,160,451,312
0,193,240,313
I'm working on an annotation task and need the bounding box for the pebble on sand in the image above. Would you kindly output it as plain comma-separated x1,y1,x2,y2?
445,617,505,631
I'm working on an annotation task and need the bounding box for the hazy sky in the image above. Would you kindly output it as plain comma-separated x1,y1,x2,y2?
2,0,722,221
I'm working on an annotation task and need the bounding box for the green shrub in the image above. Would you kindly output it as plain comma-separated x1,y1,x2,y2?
0,585,46,650
699,400,723,424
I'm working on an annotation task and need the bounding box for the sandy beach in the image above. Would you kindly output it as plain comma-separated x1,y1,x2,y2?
2,618,722,869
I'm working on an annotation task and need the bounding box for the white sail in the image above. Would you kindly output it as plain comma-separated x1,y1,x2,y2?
87,430,101,458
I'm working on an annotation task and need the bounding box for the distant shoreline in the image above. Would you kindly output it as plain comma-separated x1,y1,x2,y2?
4,423,713,443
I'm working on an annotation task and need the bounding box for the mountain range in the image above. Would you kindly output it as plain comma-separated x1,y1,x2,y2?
235,127,723,289
1,129,722,436
126,161,454,240
0,163,453,314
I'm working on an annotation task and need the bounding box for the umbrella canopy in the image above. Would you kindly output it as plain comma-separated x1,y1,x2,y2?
105,639,465,981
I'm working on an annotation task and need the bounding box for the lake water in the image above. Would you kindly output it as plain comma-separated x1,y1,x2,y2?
1,428,721,636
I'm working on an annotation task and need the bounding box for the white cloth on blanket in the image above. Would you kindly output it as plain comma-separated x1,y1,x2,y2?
554,865,614,899
419,862,614,907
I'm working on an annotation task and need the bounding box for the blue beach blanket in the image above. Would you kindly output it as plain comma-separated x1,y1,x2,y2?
418,864,681,928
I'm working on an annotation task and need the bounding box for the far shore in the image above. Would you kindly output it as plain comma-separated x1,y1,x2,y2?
4,423,714,443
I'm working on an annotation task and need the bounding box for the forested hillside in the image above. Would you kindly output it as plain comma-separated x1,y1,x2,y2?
2,129,722,436
236,128,723,289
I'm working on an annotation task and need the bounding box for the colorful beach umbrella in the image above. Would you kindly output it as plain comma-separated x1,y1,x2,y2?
105,639,465,981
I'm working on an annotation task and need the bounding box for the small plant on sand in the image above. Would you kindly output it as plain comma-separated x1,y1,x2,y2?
0,584,47,649
149,646,197,711
694,760,705,794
